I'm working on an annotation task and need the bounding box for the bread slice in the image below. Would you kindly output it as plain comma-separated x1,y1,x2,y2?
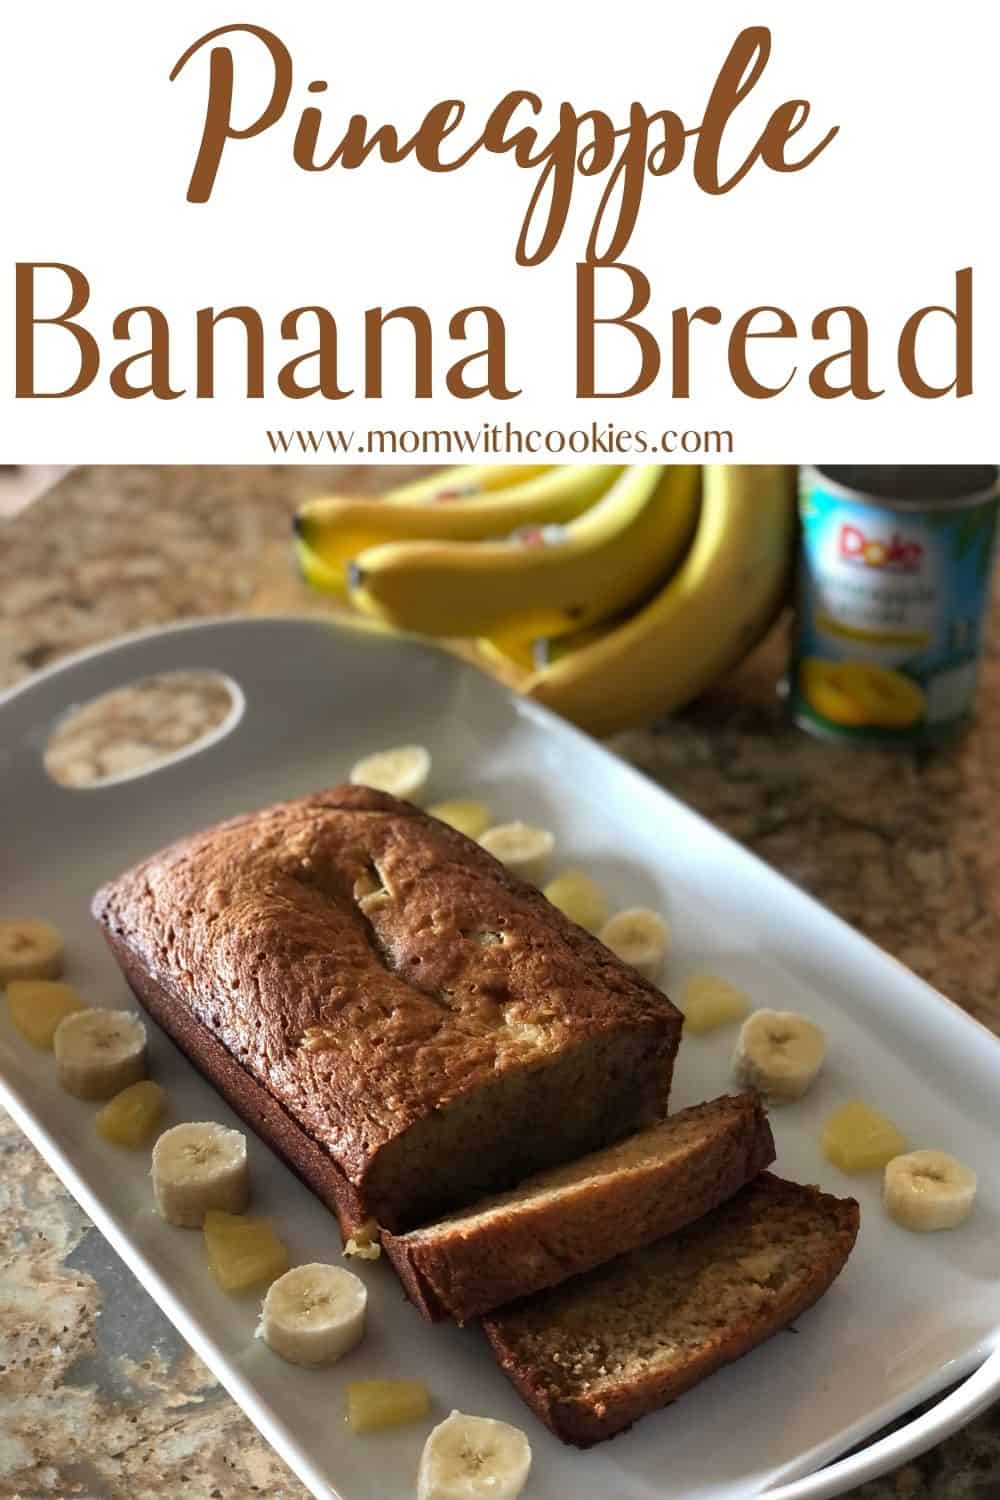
383,1094,774,1323
483,1173,859,1447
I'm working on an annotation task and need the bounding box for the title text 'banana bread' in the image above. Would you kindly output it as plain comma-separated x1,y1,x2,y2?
92,785,682,1235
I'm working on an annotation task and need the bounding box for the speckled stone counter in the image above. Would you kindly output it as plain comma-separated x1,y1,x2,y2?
1,467,999,1499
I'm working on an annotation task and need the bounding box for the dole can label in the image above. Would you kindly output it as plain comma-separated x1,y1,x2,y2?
790,467,999,745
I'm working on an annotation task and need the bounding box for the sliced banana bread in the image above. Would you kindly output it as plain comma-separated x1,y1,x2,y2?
384,1094,774,1322
483,1172,859,1447
92,785,682,1235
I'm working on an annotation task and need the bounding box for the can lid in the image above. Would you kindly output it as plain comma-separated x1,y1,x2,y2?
811,466,999,510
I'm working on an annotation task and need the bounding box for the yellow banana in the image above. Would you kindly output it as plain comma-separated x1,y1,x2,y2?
295,465,621,595
295,535,344,593
523,466,796,735
348,465,701,639
476,633,538,674
385,464,551,501
479,616,623,674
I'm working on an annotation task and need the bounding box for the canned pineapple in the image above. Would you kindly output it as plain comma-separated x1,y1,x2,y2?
790,466,999,746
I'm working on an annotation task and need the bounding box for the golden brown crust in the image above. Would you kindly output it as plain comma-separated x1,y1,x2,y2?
100,926,368,1237
383,1095,775,1323
482,1173,860,1447
92,785,682,1233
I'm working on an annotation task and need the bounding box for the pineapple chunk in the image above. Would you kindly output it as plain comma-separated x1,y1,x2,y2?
7,980,87,1049
427,799,492,840
346,1379,431,1433
95,1080,166,1148
680,974,750,1034
822,1100,908,1172
203,1210,290,1293
543,869,609,933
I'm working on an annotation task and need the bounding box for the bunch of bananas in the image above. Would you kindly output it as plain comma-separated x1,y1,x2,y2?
294,464,797,736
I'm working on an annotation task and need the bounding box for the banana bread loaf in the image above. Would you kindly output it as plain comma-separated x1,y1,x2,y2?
384,1093,774,1322
92,785,682,1235
483,1173,859,1446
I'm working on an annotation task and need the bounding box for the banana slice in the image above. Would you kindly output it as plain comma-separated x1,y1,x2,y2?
53,1008,147,1101
598,908,669,982
257,1263,367,1366
0,918,64,983
428,799,493,840
151,1121,249,1227
350,745,431,803
479,822,554,883
543,869,609,932
883,1150,977,1231
733,1009,825,1101
418,1411,532,1500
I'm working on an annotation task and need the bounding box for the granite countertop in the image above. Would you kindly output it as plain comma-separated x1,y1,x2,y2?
1,466,999,1499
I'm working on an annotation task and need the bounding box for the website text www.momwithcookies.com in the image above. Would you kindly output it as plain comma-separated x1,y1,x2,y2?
263,421,735,459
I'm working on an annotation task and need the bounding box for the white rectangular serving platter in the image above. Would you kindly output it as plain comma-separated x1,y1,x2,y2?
1,615,998,1500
